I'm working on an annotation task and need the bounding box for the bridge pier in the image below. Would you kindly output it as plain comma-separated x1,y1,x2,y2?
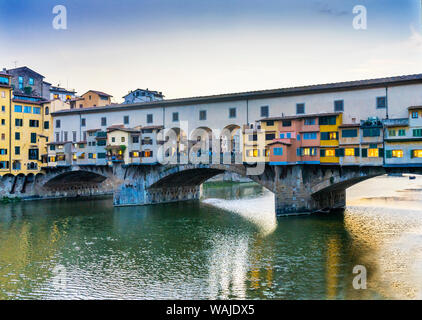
113,182,202,206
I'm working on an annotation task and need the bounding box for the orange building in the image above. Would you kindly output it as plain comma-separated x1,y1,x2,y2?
69,90,112,109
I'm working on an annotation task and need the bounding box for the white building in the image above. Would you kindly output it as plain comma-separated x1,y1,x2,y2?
51,74,422,158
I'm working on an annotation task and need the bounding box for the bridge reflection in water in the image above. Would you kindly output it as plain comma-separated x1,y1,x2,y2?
0,175,421,299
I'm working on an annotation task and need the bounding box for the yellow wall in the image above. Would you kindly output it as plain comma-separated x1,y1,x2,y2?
10,101,49,175
0,87,12,175
320,114,342,147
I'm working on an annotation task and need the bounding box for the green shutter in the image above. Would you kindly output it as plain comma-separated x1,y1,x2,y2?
411,150,414,159
378,148,384,158
386,150,392,158
362,149,368,158
354,148,360,157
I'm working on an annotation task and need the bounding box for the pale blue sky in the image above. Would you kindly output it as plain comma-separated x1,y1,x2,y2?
0,0,421,101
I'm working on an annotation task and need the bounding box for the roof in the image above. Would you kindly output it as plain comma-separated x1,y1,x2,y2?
267,140,292,146
52,73,422,117
261,112,342,122
383,118,409,127
82,90,113,98
47,141,72,145
6,66,45,79
338,123,361,128
108,127,140,133
141,125,164,130
123,88,164,98
86,128,101,132
408,106,422,110
50,86,76,94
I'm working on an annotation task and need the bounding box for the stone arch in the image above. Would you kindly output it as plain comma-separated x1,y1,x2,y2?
43,169,109,188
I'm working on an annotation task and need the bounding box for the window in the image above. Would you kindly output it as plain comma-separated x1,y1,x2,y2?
132,136,139,143
29,120,39,127
411,150,422,158
376,96,386,109
296,103,305,114
1,105,5,112
334,100,344,112
368,148,379,157
247,149,259,157
45,107,49,115
229,108,236,118
1,119,4,125
64,131,68,141
303,132,317,140
248,134,257,141
55,132,60,142
81,118,86,127
265,133,275,140
0,149,7,155
398,129,406,136
391,150,403,158
12,161,21,170
199,110,206,121
265,120,274,126
101,117,107,126
98,153,106,159
28,78,34,85
304,118,316,125
273,147,283,156
18,76,23,89
33,107,41,114
342,129,358,138
287,132,291,138
147,114,153,123
319,116,336,125
302,147,317,156
24,106,31,113
15,132,20,140
111,137,116,143
260,106,269,118
0,161,9,169
282,120,291,127
28,149,39,160
345,148,355,156
388,129,396,137
30,133,37,143
412,111,419,119
121,137,125,142
56,119,61,128
97,140,106,146
124,115,129,124
44,121,49,129
15,146,20,155
144,150,153,158
14,105,22,112
172,112,179,122
413,129,422,137
73,131,77,142
363,128,380,137
322,149,335,157
320,132,338,140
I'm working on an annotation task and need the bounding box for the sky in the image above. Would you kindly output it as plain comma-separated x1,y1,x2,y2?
0,0,421,102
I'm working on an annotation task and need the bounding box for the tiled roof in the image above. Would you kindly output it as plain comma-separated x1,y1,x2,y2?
83,90,113,97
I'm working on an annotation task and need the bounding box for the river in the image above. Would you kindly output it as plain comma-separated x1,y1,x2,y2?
0,175,421,300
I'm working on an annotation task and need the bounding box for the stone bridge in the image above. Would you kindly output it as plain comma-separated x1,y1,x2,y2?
1,163,421,215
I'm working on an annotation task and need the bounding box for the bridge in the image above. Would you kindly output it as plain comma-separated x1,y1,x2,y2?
1,161,421,215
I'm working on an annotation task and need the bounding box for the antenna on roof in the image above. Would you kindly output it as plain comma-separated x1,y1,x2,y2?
13,60,18,68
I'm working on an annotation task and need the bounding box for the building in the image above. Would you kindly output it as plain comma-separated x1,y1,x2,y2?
319,113,342,164
123,89,164,104
50,86,76,101
0,72,12,174
5,66,51,100
140,125,163,164
69,90,113,109
384,106,422,167
11,92,50,174
359,117,384,166
338,124,361,166
51,74,422,160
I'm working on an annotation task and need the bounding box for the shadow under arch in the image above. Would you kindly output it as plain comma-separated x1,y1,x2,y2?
43,170,108,188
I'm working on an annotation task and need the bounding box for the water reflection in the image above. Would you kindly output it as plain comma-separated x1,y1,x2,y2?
0,176,421,299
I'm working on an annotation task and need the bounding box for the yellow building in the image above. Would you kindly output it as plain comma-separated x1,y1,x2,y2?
0,72,12,175
319,113,342,164
242,124,269,163
10,94,50,175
